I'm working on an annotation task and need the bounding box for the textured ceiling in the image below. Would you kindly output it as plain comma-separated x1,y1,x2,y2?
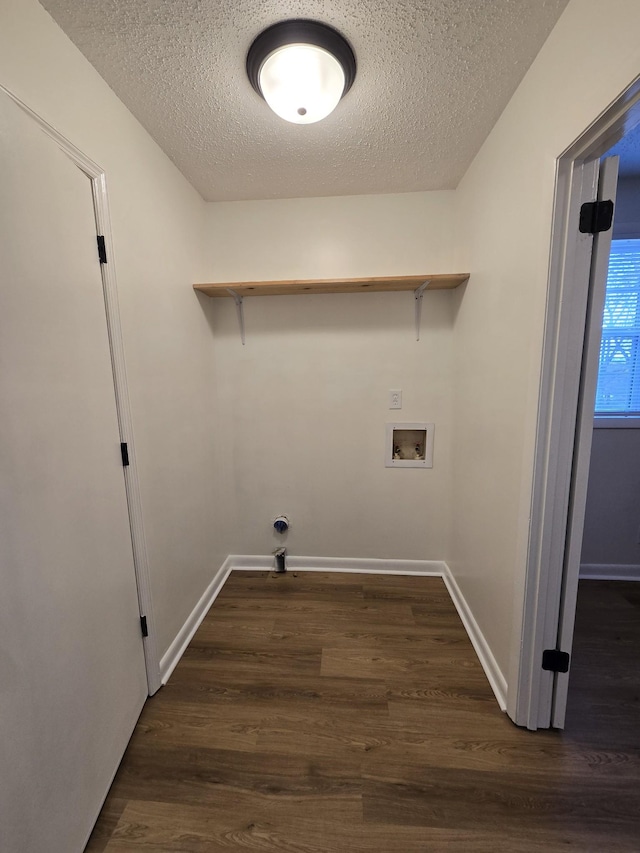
39,0,569,201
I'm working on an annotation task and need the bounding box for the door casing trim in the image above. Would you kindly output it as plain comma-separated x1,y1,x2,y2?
0,84,161,695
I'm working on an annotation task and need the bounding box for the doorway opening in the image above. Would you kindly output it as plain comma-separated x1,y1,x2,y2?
568,126,640,733
513,76,640,730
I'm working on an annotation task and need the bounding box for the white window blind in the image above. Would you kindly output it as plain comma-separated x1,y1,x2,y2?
595,238,640,415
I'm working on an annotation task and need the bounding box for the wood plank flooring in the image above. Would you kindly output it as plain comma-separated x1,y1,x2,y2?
85,573,640,852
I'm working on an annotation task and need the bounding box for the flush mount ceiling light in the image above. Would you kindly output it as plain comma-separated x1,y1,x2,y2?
246,20,356,125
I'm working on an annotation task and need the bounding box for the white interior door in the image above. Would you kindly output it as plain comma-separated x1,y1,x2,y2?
551,156,620,728
0,92,147,851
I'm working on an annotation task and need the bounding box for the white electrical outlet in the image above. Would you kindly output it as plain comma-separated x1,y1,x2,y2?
389,389,402,409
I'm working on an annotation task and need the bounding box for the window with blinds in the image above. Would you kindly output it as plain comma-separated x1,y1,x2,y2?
595,239,640,415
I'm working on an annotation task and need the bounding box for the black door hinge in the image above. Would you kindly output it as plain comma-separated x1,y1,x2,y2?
579,199,614,234
96,235,108,264
140,615,148,638
120,442,130,467
542,649,570,673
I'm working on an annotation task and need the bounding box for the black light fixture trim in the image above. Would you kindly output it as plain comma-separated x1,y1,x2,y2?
246,19,357,100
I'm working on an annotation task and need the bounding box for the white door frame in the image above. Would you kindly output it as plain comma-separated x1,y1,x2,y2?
511,76,640,730
1,85,161,696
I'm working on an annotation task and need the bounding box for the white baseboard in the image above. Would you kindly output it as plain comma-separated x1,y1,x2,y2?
228,553,445,575
580,563,640,581
159,556,233,684
441,564,508,711
160,554,508,712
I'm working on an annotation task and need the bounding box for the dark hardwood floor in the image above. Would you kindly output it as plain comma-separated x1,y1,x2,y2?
86,572,640,852
566,580,640,742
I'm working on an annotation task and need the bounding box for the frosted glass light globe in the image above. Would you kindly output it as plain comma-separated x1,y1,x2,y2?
259,43,346,124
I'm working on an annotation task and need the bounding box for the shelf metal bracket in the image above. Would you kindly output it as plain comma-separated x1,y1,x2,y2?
226,288,246,345
414,280,430,341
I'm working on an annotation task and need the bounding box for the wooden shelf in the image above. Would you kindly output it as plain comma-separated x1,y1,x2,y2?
193,273,470,344
193,273,469,298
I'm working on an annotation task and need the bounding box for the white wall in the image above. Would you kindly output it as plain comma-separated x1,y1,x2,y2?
0,0,231,659
203,193,457,559
451,0,640,689
582,428,640,569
